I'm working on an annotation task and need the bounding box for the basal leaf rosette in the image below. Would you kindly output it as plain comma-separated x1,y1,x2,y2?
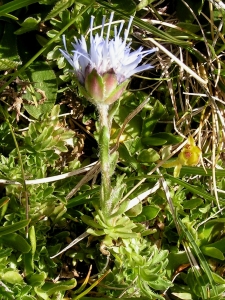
82,210,138,249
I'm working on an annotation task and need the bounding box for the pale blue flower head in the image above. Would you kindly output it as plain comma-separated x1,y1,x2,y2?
60,13,156,105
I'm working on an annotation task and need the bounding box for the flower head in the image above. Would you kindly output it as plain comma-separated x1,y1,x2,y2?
178,136,202,166
60,13,156,105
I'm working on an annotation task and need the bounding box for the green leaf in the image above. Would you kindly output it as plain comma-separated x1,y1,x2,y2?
141,136,167,146
14,16,41,35
119,144,141,171
0,0,38,16
201,236,225,260
86,228,105,237
167,251,189,278
23,61,58,118
132,205,160,222
35,127,53,144
201,246,224,260
212,272,225,284
0,196,10,209
123,137,143,156
151,133,183,145
114,105,142,138
137,148,160,163
142,205,160,221
110,177,126,213
27,272,47,287
67,188,99,208
172,293,193,299
21,296,36,300
1,270,23,284
44,0,74,21
198,219,225,243
209,284,225,299
142,100,166,137
79,298,150,300
0,13,18,20
142,133,183,146
140,269,159,282
174,22,201,34
0,23,21,70
55,140,68,152
24,251,34,275
150,249,169,266
0,247,12,258
183,198,203,209
126,202,142,217
81,215,104,229
37,278,77,296
0,233,31,253
148,276,172,290
0,59,22,71
29,225,36,255
0,219,30,236
107,0,136,14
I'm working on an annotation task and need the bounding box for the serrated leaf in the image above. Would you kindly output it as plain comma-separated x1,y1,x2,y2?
148,276,172,290
0,59,21,71
55,140,68,152
14,16,41,35
0,22,21,70
23,61,57,119
44,0,74,21
140,269,158,282
151,249,168,265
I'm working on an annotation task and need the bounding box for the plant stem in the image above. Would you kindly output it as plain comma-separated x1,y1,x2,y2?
97,104,112,216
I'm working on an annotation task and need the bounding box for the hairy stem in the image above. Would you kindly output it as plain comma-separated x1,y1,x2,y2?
97,104,112,216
